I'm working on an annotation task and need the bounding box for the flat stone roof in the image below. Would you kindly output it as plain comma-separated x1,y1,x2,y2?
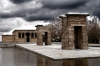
65,13,89,16
16,44,100,60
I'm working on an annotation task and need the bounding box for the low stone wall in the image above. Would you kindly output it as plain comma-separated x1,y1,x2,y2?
2,35,15,43
0,43,16,48
0,42,36,48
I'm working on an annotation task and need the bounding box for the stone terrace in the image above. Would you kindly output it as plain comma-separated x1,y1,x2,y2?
16,43,100,60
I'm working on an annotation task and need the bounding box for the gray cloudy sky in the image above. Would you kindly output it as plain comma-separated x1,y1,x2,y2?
0,0,100,41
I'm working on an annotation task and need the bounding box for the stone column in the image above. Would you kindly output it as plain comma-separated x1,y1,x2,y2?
68,26,75,50
82,26,88,49
60,16,75,50
37,31,43,45
47,30,51,45
59,16,69,49
36,25,44,45
15,32,19,43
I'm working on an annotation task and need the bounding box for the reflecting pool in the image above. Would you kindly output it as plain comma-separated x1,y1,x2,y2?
0,48,100,66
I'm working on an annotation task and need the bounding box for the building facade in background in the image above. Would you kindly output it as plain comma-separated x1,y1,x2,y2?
2,30,37,43
2,25,51,45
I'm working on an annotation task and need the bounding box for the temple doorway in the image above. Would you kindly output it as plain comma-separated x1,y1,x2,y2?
74,26,82,49
26,32,30,42
43,32,48,45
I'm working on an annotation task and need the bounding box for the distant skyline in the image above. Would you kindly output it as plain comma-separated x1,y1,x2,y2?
0,0,100,41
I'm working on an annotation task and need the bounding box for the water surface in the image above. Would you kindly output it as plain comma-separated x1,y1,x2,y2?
0,48,100,66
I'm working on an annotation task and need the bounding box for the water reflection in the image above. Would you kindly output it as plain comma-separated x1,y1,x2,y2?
14,48,37,66
37,56,43,66
36,55,88,66
62,59,88,66
0,48,100,66
2,48,15,66
37,56,52,66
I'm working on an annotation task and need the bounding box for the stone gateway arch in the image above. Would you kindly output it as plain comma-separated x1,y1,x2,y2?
60,14,89,50
36,25,51,45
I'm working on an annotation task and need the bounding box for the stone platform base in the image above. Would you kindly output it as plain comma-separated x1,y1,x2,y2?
16,44,100,60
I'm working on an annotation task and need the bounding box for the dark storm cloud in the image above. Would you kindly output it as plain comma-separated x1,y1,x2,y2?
93,11,100,19
96,12,100,19
0,0,100,22
93,4,100,19
0,8,41,18
24,8,68,21
0,12,25,18
40,0,88,9
0,28,11,32
24,9,55,21
10,0,33,4
1,0,89,21
0,8,63,21
24,14,53,21
0,13,11,18
25,16,51,21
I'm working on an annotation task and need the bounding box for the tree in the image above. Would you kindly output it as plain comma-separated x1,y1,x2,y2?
47,18,62,42
88,16,100,44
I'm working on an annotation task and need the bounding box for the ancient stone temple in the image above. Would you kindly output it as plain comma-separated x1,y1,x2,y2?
2,30,37,43
36,25,51,45
2,25,51,45
60,14,89,50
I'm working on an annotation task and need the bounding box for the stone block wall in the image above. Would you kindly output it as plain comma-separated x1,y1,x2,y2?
60,17,69,49
2,30,37,43
36,25,51,45
13,30,37,43
68,26,75,49
82,26,88,49
2,35,15,43
60,14,89,50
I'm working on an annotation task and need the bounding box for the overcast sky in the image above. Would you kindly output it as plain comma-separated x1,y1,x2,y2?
0,0,100,41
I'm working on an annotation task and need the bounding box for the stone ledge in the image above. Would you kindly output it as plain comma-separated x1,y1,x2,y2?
16,44,100,60
88,44,100,47
0,43,16,48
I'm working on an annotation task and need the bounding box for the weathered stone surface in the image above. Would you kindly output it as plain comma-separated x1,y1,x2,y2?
2,25,51,45
2,35,15,43
60,14,89,50
2,30,37,43
36,25,51,45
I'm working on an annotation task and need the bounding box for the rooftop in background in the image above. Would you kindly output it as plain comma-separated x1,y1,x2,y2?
13,30,36,32
35,25,43,27
65,13,89,16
